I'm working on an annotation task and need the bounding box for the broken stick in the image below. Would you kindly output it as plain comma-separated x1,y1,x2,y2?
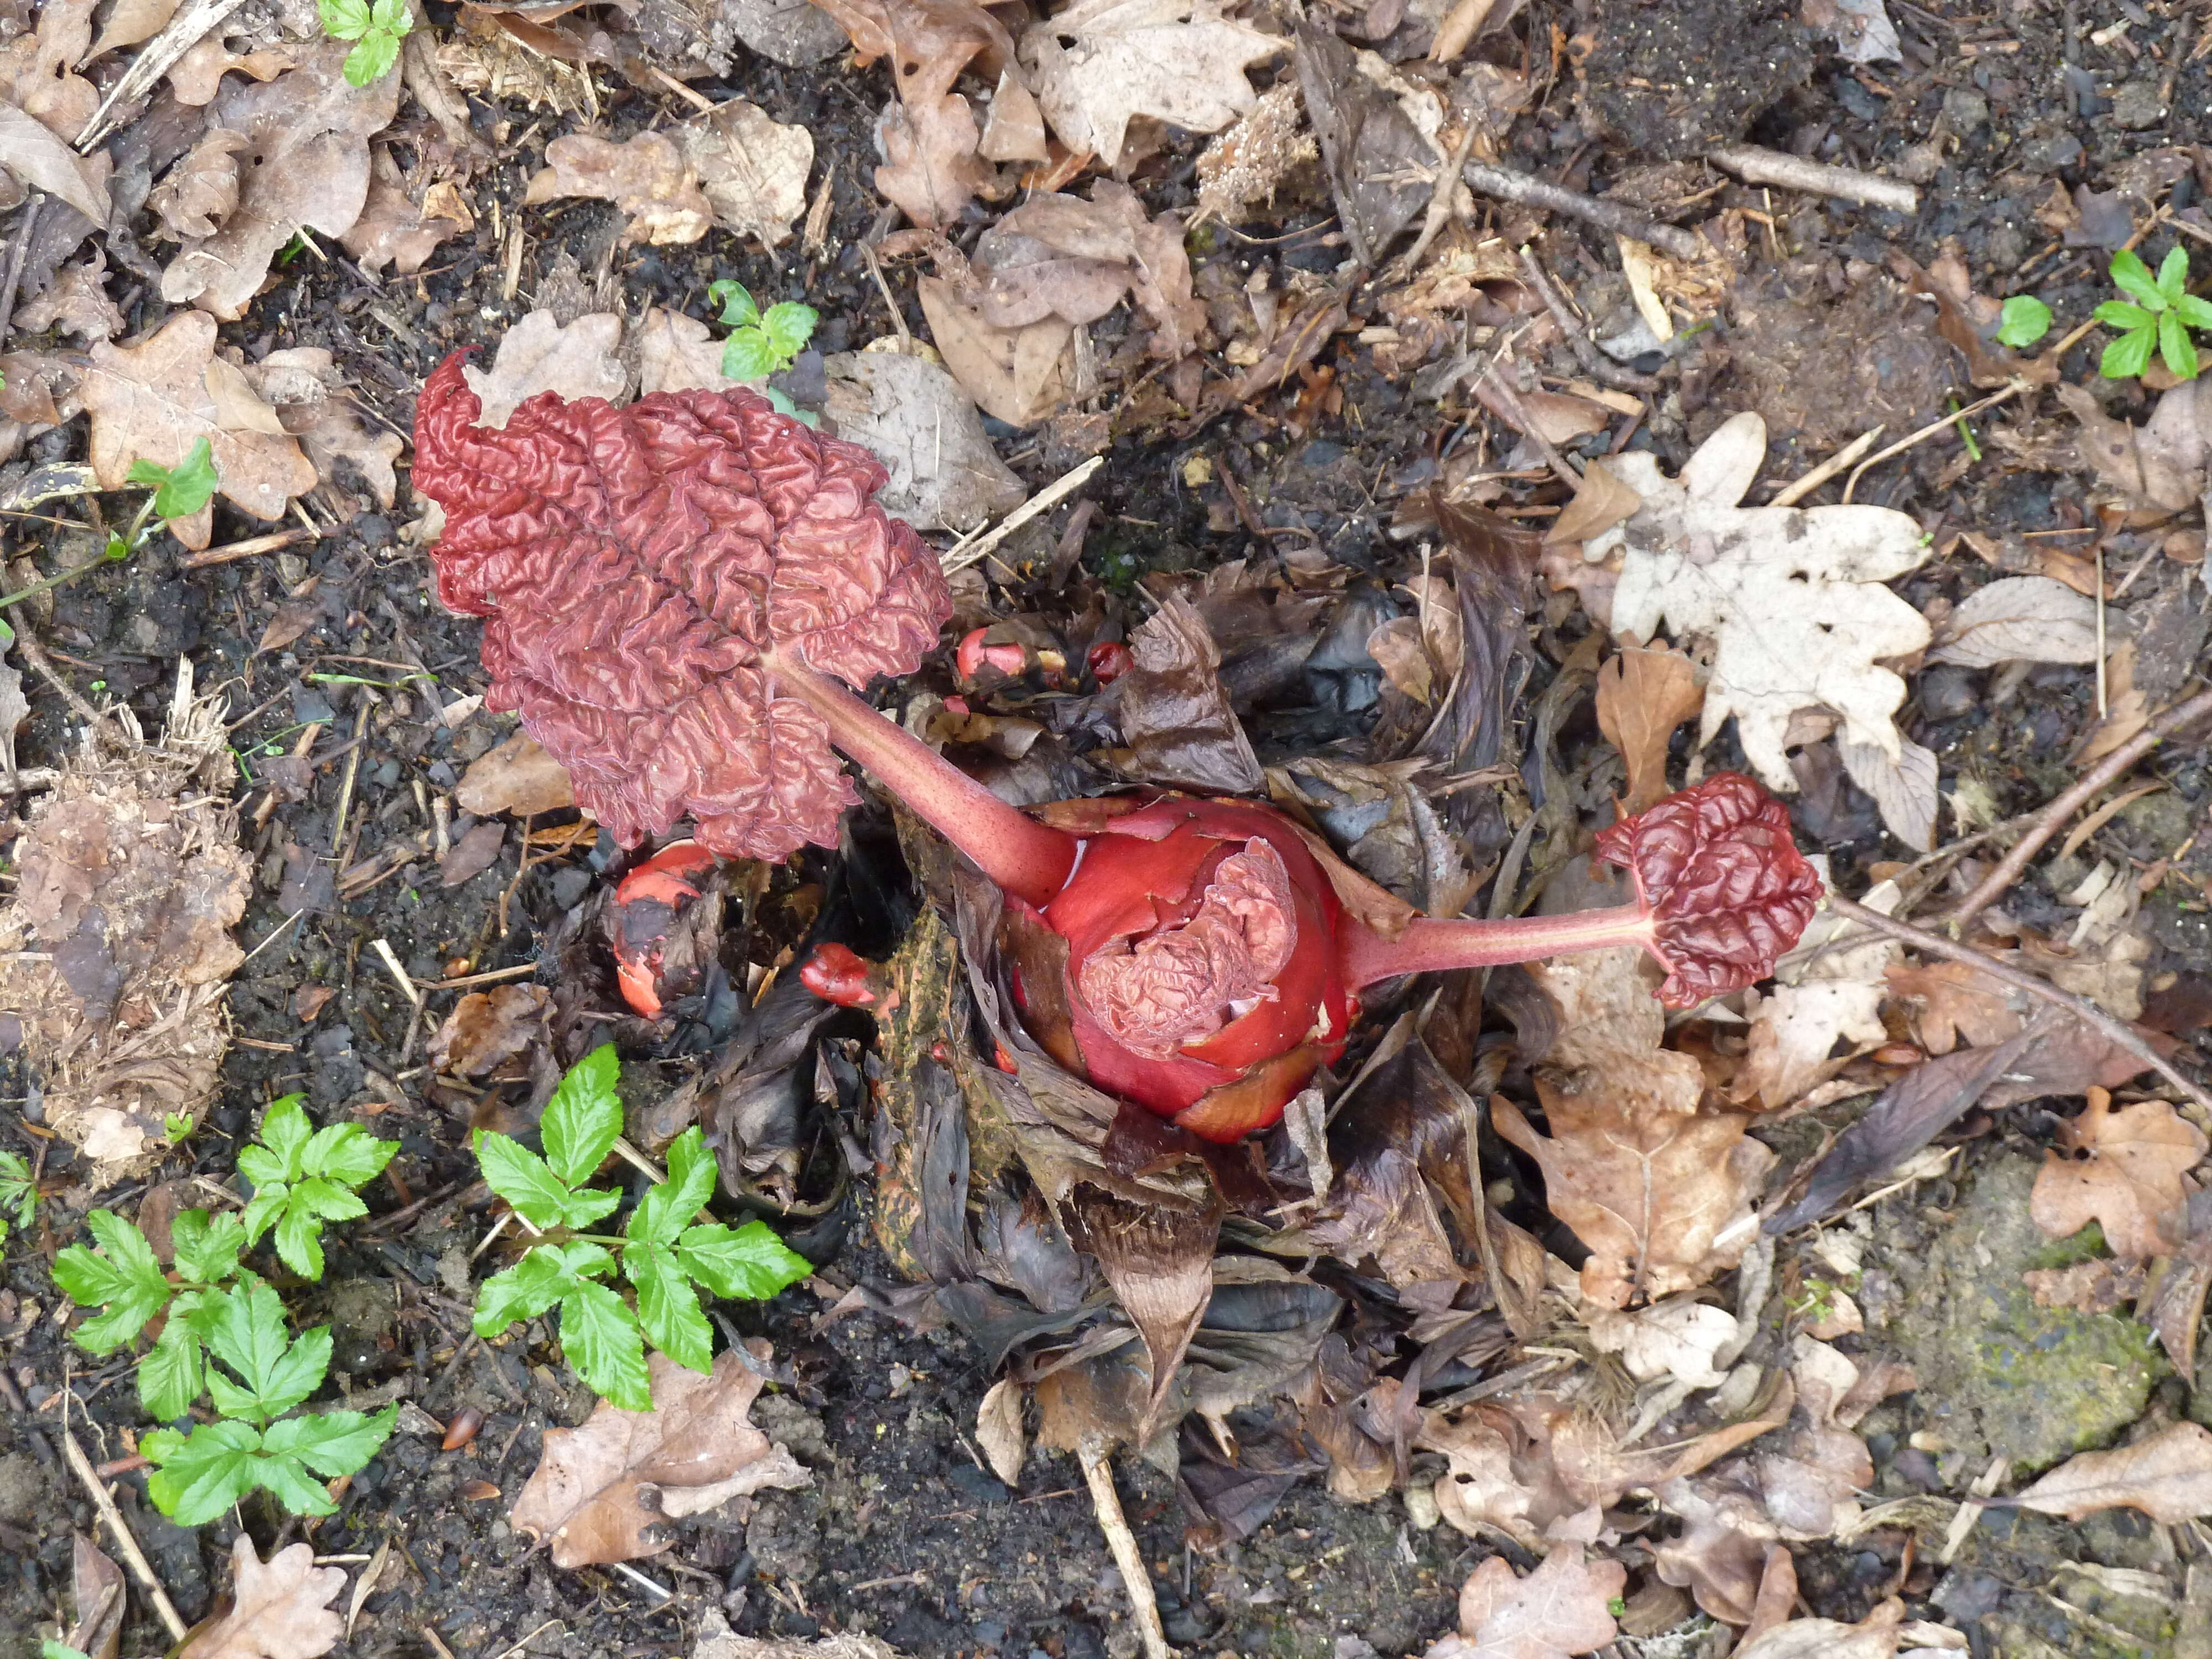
62,1427,190,1643
1081,1444,1171,1659
1707,144,1920,215
1460,161,1704,262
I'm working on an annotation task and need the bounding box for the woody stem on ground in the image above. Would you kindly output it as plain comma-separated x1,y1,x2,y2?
1339,901,1656,989
766,646,1078,907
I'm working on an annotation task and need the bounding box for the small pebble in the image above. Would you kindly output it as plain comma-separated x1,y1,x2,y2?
1405,1480,1440,1530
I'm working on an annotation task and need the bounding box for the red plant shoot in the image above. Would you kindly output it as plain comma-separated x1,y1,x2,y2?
414,359,1824,1141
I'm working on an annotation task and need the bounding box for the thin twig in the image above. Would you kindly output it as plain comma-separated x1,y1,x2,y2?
11,624,104,727
942,455,1105,575
1391,117,1482,279
1516,248,1660,393
1826,895,2212,1121
1706,144,1921,214
1945,687,2212,931
1460,160,1704,260
61,1428,190,1642
1768,426,1885,507
371,938,422,1008
176,525,318,571
1841,380,2028,502
1081,1446,1170,1659
0,194,45,342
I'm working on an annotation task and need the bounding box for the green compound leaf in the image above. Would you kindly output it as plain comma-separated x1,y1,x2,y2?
760,302,818,359
53,1211,174,1353
2159,245,2193,302
2095,299,2153,331
1995,295,2051,349
2111,248,2165,310
302,1120,398,1189
144,1419,263,1526
675,1218,811,1302
368,0,411,33
625,1241,713,1373
560,1279,651,1410
474,1130,577,1230
262,1403,397,1479
254,1096,314,1181
540,1042,623,1189
473,1245,579,1338
721,328,779,383
2102,325,2157,381
140,1294,206,1422
274,1201,326,1281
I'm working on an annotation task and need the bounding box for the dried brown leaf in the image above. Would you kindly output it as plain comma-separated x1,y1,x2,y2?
14,249,124,344
78,311,317,549
808,0,1012,106
1061,1183,1221,1434
681,99,813,248
166,37,302,105
149,129,248,241
2029,1088,2206,1259
1546,456,1644,547
0,0,98,139
820,349,1025,533
160,43,401,320
429,984,551,1077
439,820,507,886
1020,0,1284,169
341,147,471,276
511,1345,811,1567
0,102,111,223
1109,594,1263,793
975,1376,1026,1484
2010,1423,2212,1522
242,347,403,510
1426,1546,1625,1659
875,92,995,231
255,598,321,656
917,273,1075,427
460,310,627,429
634,307,741,397
67,1532,124,1659
525,132,714,244
1730,1598,1906,1659
1595,640,1703,814
180,1535,346,1659
2021,1256,2147,1314
1884,960,2021,1056
456,731,578,817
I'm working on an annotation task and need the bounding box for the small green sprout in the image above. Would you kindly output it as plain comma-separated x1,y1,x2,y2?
318,0,412,86
1996,295,2052,349
0,436,220,644
2097,247,2212,380
164,1110,197,1144
706,281,820,422
0,1150,35,1244
238,1095,399,1281
471,1044,812,1410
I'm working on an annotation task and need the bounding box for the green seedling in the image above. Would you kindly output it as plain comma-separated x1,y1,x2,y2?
164,1111,197,1144
1996,295,2052,349
471,1044,811,1411
44,1642,92,1659
54,1206,248,1419
2097,247,2212,380
0,436,220,645
707,281,820,422
318,0,412,86
239,1095,399,1281
0,1151,34,1245
139,1276,395,1524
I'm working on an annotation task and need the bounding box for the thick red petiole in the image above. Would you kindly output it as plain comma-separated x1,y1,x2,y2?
1342,903,1656,988
766,648,1077,909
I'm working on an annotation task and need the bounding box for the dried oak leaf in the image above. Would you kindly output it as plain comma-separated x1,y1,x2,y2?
1597,411,1934,818
1731,890,1896,1111
0,0,98,140
148,129,248,241
2028,1087,2206,1259
160,42,401,321
510,1346,811,1567
178,1534,346,1659
409,343,951,862
1595,639,1703,815
1730,1598,1907,1659
1884,959,2021,1055
77,312,317,548
635,307,743,397
1424,1546,1625,1659
1020,0,1285,169
820,348,1026,532
14,249,124,344
241,347,403,510
429,984,551,1077
341,145,471,276
682,100,814,249
459,310,627,428
524,132,716,245
1491,948,1771,1307
875,91,997,231
0,100,111,223
455,731,577,817
2011,1421,2212,1523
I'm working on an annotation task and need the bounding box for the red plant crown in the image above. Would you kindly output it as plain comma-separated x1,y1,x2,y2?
411,352,952,862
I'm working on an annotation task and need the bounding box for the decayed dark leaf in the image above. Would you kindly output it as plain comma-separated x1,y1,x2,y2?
510,1345,810,1567
2151,1190,2212,1378
1061,1182,1223,1433
1292,21,1431,266
1107,594,1263,792
67,1532,125,1659
429,984,551,1077
1176,1413,1317,1547
439,820,507,886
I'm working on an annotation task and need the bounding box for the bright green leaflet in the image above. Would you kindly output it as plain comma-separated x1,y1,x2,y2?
238,1095,397,1280
43,1643,92,1659
711,284,817,385
1996,295,2051,349
540,1041,622,1187
0,1149,34,1243
123,437,219,520
143,1403,396,1525
51,1211,174,1354
2099,247,2212,381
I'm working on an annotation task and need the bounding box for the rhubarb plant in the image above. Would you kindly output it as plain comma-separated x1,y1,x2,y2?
470,1044,811,1410
411,351,1824,1145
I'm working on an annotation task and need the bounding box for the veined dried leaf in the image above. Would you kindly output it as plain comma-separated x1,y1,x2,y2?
525,132,713,244
1731,1598,1907,1659
242,347,403,510
1928,575,2106,668
179,1535,347,1659
1598,410,1934,794
1884,960,2020,1056
876,91,996,231
2028,1087,2205,1259
821,349,1026,533
1425,1546,1624,1659
683,99,813,249
2011,1422,2212,1521
635,307,742,397
460,310,627,429
341,147,471,276
148,129,248,241
66,1532,124,1659
1547,456,1645,546
0,102,112,223
1021,0,1286,169
456,732,577,817
511,1345,811,1567
976,1376,1026,1484
1061,1183,1222,1434
917,273,1076,427
428,984,551,1077
14,249,124,344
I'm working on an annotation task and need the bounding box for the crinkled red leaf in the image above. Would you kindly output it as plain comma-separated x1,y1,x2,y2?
1594,771,1824,1008
411,352,951,860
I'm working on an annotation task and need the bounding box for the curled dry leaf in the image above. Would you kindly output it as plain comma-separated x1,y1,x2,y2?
1732,888,1896,1112
241,347,404,510
148,129,248,241
342,147,472,277
2010,1421,2212,1523
0,102,113,224
512,1345,811,1567
635,307,743,397
429,984,552,1077
821,349,1026,532
66,1532,125,1659
0,0,99,139
683,99,815,249
14,249,125,344
525,132,715,245
455,732,578,818
0,670,249,1180
975,1376,1026,1484
1928,575,2107,668
875,92,997,231
77,310,317,549
160,42,402,321
918,272,1077,427
1423,1546,1625,1659
1597,411,1934,800
2028,1087,2206,1259
1020,0,1286,169
459,310,628,429
1730,1598,1907,1659
179,1535,347,1659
